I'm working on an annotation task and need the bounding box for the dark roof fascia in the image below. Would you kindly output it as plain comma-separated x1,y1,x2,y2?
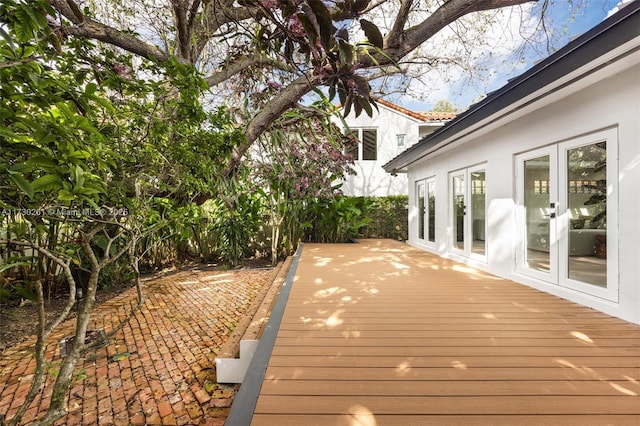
383,1,640,173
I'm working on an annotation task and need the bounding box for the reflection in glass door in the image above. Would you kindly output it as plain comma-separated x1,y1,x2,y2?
565,142,608,288
427,179,436,243
471,171,486,256
521,152,556,279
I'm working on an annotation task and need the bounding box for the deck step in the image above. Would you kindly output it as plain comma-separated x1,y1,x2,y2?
215,257,292,383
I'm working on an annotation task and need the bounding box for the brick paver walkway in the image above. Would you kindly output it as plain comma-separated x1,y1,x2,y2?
0,266,274,425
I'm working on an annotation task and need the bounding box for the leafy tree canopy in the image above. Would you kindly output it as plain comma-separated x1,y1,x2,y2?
44,0,562,169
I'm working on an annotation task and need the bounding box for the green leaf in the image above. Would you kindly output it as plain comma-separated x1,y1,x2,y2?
31,174,60,192
9,163,32,173
0,127,19,141
338,40,354,66
15,285,37,302
111,352,131,362
92,96,115,112
308,0,333,47
0,26,15,49
85,82,97,97
58,188,75,201
30,156,58,168
360,19,384,49
8,173,34,199
0,262,29,273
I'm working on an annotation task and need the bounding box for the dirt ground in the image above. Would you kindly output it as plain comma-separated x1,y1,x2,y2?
0,258,271,354
0,280,135,353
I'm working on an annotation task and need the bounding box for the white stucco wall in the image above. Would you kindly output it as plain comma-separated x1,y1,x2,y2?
406,59,640,324
338,105,423,196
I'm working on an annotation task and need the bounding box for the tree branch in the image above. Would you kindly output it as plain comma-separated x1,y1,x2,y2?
386,0,414,49
365,0,533,67
191,0,258,59
225,74,319,174
0,239,77,334
59,19,172,63
205,53,291,87
172,0,192,61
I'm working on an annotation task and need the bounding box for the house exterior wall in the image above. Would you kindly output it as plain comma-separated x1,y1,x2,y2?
406,62,640,324
338,105,422,196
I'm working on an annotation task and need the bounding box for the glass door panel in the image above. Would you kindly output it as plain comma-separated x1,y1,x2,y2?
565,141,607,288
450,168,486,259
471,170,486,256
452,174,465,251
516,147,558,283
524,155,551,272
427,180,436,243
417,182,426,241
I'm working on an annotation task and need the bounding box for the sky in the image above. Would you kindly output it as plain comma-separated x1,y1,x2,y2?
395,0,632,112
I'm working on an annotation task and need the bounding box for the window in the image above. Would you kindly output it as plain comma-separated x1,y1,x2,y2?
362,129,377,160
345,128,378,160
346,130,359,159
397,134,405,147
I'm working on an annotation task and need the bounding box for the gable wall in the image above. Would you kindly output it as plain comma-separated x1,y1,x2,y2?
407,63,640,323
339,105,422,196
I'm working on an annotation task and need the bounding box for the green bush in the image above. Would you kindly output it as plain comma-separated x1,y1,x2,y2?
303,196,372,243
301,195,408,244
358,195,408,241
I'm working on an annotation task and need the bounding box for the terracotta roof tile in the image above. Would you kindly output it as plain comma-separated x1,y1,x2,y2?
377,99,457,121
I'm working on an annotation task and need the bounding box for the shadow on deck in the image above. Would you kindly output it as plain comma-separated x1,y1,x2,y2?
228,239,640,426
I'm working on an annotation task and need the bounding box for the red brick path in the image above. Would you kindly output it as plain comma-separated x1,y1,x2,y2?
0,266,273,425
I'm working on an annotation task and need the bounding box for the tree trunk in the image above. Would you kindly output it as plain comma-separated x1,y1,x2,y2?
33,267,100,426
5,281,48,426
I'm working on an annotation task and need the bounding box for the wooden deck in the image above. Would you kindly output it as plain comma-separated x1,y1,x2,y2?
232,240,640,425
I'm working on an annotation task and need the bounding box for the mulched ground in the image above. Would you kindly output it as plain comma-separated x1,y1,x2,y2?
0,261,275,425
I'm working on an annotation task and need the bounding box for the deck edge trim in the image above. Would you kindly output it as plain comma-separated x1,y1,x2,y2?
225,244,304,426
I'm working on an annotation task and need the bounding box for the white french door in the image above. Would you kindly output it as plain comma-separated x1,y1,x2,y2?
516,128,618,302
416,177,436,245
450,165,486,261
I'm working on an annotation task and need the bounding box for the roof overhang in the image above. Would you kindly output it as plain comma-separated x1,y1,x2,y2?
384,1,640,174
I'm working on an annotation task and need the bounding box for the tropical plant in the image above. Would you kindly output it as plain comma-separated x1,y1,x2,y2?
250,100,356,263
304,196,373,243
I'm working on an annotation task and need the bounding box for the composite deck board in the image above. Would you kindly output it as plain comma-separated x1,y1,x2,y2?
274,329,640,338
254,395,640,414
271,345,640,357
251,414,640,426
259,379,639,396
263,366,637,381
272,337,638,347
250,240,640,425
266,355,640,368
